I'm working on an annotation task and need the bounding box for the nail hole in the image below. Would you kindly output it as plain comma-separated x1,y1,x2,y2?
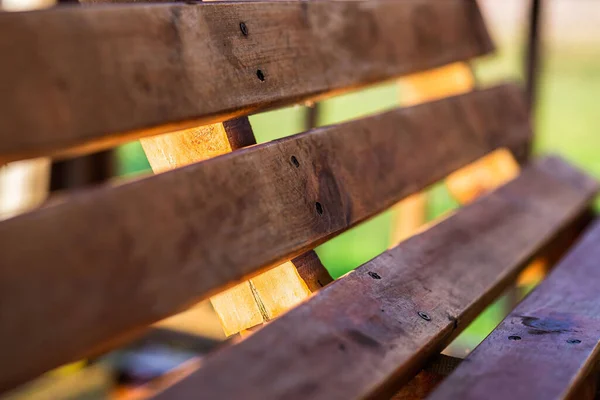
567,339,581,344
291,155,300,168
418,311,431,321
508,335,521,341
239,22,248,36
256,69,265,81
368,271,381,280
315,202,323,215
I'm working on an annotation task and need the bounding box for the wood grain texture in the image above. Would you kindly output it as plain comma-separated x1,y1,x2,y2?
429,219,600,400
248,261,312,321
0,85,528,390
141,116,270,336
210,282,264,337
140,117,256,174
140,124,232,173
154,156,598,400
141,113,329,335
222,117,257,150
292,250,333,292
0,0,492,162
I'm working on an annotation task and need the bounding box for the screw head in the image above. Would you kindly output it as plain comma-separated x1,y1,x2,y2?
367,271,381,280
418,311,431,321
239,22,248,36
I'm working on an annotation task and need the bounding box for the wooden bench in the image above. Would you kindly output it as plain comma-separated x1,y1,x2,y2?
1,0,599,398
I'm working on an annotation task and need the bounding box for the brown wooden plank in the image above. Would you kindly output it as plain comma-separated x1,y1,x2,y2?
428,218,600,400
389,209,594,400
0,0,492,162
153,156,598,400
0,85,528,390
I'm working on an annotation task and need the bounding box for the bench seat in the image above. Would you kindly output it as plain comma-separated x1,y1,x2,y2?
0,0,598,398
154,156,598,400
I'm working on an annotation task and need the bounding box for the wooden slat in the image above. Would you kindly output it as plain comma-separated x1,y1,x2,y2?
0,0,492,162
154,156,598,400
429,219,600,400
0,85,528,390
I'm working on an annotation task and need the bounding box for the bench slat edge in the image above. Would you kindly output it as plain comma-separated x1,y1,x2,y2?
0,0,492,162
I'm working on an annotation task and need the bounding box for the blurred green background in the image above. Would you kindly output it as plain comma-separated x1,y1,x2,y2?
115,3,600,353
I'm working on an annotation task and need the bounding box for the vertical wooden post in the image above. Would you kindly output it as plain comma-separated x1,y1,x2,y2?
391,62,475,246
0,158,50,220
141,118,331,337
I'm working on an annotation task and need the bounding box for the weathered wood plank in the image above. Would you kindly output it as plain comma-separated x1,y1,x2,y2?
0,85,528,390
153,156,598,400
429,219,600,400
0,0,492,162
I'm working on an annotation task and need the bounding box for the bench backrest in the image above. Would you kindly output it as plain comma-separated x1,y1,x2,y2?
0,0,596,398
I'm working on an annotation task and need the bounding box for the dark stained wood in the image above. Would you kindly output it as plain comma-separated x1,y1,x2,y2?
428,219,600,400
49,150,114,191
0,85,529,390
292,250,333,292
153,156,598,400
223,117,257,150
0,0,493,162
305,103,321,130
389,209,595,400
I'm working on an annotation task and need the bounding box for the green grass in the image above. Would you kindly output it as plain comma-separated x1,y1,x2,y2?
116,44,600,349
